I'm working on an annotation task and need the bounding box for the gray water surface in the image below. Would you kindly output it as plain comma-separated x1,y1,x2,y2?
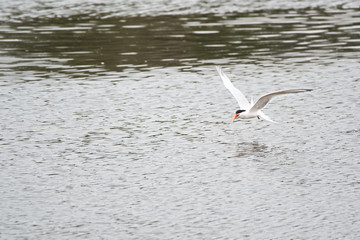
1,1,360,239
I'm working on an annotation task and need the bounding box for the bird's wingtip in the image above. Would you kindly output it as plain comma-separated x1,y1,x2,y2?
215,66,223,74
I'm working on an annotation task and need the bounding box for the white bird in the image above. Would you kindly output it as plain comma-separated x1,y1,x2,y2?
216,66,312,122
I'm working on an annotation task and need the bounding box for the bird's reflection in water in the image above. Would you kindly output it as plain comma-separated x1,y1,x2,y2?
234,141,269,158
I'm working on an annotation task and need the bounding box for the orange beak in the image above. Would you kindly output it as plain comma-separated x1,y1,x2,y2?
232,114,239,122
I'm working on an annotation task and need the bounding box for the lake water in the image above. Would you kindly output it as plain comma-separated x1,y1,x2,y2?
0,0,360,239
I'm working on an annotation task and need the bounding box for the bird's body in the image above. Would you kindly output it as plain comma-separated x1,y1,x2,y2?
236,110,258,119
216,66,312,122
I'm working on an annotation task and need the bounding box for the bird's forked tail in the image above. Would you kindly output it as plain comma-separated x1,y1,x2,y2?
258,111,277,123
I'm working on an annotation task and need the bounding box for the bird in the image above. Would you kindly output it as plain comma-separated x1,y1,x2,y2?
216,66,312,123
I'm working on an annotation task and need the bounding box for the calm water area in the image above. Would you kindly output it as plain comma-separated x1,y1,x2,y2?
1,0,360,239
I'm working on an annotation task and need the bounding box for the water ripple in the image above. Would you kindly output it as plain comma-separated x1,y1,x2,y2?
0,4,360,240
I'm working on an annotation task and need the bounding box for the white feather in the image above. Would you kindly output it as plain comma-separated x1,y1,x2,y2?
216,66,251,110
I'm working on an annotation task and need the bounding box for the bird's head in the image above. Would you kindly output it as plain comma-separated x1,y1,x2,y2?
233,109,246,121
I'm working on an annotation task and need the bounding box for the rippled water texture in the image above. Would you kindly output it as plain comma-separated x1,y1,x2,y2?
1,1,360,239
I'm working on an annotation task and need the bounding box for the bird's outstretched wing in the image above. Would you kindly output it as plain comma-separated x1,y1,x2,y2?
216,66,251,110
249,89,312,113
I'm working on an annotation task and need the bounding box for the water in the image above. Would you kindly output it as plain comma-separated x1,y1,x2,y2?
1,0,360,239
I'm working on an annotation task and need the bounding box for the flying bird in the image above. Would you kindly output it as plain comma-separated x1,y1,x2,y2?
216,66,312,123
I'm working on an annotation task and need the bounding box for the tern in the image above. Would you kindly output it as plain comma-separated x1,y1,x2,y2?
216,66,312,123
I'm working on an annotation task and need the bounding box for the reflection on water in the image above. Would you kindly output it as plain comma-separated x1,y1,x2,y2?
0,8,360,77
234,141,269,158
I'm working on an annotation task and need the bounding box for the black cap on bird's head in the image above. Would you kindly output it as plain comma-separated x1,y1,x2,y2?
233,109,246,121
235,109,246,114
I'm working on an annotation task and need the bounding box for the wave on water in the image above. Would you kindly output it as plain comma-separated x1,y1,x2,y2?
0,0,359,21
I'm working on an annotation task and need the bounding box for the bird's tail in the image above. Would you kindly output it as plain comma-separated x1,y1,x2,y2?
258,111,277,123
